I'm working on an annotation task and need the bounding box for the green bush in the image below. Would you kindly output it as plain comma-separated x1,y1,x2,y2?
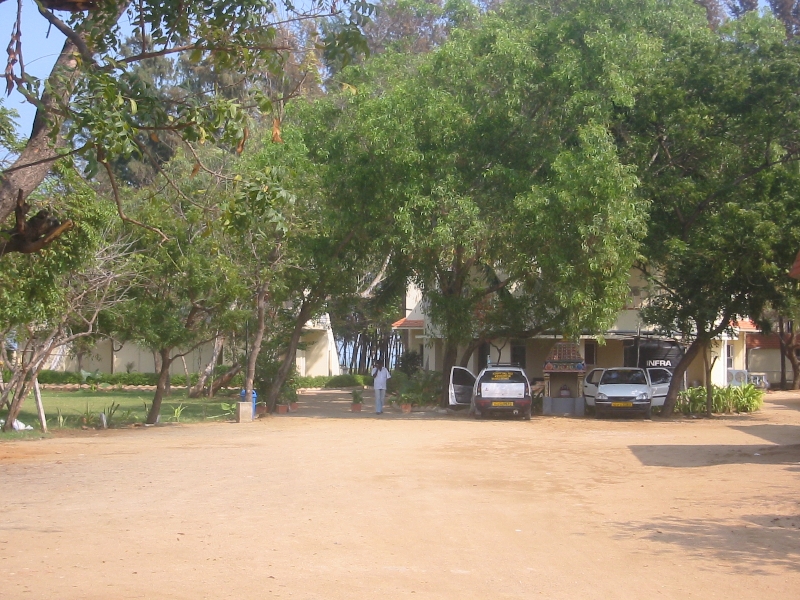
387,371,409,395
35,370,163,386
324,373,374,388
36,370,82,384
397,350,422,376
394,370,441,406
254,355,298,404
295,375,332,388
676,384,763,414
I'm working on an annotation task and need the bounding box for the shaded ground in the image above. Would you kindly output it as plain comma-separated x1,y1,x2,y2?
1,389,798,599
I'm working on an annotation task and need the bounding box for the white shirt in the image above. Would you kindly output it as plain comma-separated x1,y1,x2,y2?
371,367,391,390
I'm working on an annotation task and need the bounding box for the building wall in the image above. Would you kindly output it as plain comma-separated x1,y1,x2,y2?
594,340,625,368
297,329,340,377
57,326,340,379
748,348,788,386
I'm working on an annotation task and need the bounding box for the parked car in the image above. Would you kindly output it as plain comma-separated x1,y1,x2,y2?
449,365,533,420
583,367,671,419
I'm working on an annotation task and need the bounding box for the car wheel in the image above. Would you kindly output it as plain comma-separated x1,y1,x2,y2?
473,409,482,419
595,408,604,419
523,406,532,421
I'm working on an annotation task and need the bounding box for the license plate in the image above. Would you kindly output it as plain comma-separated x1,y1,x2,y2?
492,401,514,407
611,401,633,407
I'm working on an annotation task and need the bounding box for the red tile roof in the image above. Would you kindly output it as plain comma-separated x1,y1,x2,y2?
734,319,759,332
791,249,800,279
392,318,424,329
747,333,781,350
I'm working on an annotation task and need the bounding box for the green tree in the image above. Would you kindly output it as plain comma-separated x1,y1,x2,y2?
113,156,247,424
0,169,124,431
0,0,373,254
314,0,699,405
623,12,800,415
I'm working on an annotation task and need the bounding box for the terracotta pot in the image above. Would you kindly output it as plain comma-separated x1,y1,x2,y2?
276,404,289,414
255,404,267,415
290,402,299,411
351,403,362,412
401,403,412,414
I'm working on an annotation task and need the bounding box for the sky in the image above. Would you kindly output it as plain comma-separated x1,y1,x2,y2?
0,0,776,138
1,0,67,136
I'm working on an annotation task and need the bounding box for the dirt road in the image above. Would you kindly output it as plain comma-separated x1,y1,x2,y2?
1,390,799,599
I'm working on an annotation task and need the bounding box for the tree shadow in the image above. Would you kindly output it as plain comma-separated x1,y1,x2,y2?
729,423,800,446
612,514,800,574
628,442,800,468
765,394,800,412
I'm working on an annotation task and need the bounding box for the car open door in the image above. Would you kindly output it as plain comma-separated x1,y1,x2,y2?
647,368,672,407
583,368,605,406
449,366,476,406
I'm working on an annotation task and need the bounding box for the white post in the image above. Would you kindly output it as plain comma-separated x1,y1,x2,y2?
33,378,47,433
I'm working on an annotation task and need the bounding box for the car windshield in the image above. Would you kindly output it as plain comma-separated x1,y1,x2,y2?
600,369,646,385
479,370,527,384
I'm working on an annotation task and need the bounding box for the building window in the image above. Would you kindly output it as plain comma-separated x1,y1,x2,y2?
584,341,597,365
727,344,734,370
511,341,527,369
478,342,490,371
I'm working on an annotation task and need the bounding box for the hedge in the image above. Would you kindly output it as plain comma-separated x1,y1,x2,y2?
324,373,375,388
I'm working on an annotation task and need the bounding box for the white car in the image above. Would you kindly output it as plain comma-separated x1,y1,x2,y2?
583,367,671,419
449,365,534,420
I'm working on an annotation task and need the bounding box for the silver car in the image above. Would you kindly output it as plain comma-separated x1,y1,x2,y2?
583,367,671,419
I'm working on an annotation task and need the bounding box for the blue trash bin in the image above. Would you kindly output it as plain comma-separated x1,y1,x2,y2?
240,389,258,418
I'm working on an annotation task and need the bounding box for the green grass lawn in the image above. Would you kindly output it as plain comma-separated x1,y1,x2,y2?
1,388,241,436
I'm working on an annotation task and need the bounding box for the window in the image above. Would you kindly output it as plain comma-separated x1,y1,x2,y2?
587,369,604,384
726,344,734,370
584,341,597,365
511,341,527,369
478,342,490,371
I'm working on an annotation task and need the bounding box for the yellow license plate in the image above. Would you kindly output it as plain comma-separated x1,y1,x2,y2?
611,402,633,407
492,401,515,407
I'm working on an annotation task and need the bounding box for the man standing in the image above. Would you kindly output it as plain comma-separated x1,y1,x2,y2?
371,360,391,415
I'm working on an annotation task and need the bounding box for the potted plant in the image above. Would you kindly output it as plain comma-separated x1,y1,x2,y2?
351,389,363,412
398,392,413,414
276,403,289,414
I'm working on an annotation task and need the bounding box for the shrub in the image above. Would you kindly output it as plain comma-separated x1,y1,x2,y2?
676,384,763,414
397,350,422,376
36,370,82,384
324,373,374,388
254,355,298,403
395,370,441,406
295,375,332,389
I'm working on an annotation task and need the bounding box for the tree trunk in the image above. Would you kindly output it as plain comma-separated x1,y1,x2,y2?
180,355,191,396
779,317,788,390
245,284,269,409
33,378,47,433
209,363,241,396
0,40,80,223
266,300,315,411
1,371,29,432
459,339,480,368
146,348,173,424
661,338,704,417
439,339,459,408
703,342,717,417
189,334,223,398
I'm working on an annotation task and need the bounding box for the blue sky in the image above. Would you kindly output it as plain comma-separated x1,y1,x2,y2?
0,0,775,137
1,0,67,136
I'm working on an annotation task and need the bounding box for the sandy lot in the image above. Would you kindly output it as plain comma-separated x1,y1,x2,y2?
1,390,799,600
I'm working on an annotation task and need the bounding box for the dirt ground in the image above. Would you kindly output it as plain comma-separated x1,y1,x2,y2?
1,390,799,600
